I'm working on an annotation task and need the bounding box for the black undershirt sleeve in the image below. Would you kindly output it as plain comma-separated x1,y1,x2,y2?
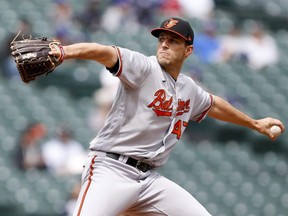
106,59,119,75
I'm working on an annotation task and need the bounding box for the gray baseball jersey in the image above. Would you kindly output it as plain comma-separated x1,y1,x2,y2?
89,46,212,167
74,46,213,216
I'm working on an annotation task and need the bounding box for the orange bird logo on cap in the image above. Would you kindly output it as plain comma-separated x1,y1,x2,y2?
164,19,178,28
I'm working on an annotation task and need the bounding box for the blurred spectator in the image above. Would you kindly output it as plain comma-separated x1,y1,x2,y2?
87,68,120,134
42,125,87,176
63,182,81,216
14,122,47,171
51,0,83,44
217,24,248,63
193,21,221,63
132,0,162,26
159,0,182,17
241,21,279,70
101,0,140,33
75,0,103,40
1,17,33,79
178,0,215,21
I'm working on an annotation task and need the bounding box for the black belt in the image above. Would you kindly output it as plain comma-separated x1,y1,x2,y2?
106,152,153,172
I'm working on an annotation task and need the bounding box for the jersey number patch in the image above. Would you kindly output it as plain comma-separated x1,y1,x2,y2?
172,120,188,139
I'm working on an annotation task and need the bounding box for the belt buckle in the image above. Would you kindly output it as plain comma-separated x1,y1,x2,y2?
136,161,150,172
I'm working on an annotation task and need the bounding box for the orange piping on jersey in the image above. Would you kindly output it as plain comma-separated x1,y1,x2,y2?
77,155,97,216
196,94,213,122
115,46,123,77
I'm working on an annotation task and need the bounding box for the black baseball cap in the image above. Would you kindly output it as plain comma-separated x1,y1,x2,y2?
151,17,194,45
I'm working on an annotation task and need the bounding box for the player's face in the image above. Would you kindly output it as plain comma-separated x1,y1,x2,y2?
156,32,192,72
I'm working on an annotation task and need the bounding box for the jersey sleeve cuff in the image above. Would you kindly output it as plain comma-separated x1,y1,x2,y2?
106,46,123,77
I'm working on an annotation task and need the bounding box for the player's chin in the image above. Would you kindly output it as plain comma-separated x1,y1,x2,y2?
157,57,170,67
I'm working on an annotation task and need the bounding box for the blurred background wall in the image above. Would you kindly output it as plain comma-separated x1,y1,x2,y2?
0,0,288,215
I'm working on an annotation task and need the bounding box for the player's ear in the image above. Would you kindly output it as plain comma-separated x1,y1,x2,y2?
185,45,193,58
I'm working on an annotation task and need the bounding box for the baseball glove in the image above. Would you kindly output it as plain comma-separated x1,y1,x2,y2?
10,32,65,83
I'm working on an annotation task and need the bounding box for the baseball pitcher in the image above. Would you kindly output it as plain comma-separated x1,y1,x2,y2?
12,17,285,216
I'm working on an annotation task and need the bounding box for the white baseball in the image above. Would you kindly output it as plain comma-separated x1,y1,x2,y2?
270,125,281,136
